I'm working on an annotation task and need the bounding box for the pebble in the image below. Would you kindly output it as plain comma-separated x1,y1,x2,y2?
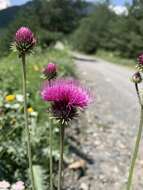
80,183,88,190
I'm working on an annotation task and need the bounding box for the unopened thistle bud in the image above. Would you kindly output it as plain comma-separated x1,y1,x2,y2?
15,27,36,56
42,63,57,80
132,72,142,83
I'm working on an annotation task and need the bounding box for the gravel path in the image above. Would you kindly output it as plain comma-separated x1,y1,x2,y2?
64,54,143,190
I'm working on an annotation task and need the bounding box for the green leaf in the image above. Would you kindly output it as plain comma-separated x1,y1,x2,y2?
33,165,47,190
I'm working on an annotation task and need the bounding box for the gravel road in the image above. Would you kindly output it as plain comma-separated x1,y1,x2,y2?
65,54,143,190
75,53,139,126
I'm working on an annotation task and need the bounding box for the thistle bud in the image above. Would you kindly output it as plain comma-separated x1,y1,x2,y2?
132,72,142,83
15,27,36,55
137,53,143,71
42,63,57,80
138,54,143,65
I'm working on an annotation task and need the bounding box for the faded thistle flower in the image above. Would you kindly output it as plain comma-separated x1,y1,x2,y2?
41,79,91,122
11,181,25,190
0,180,10,189
15,27,36,56
42,63,57,80
132,72,142,84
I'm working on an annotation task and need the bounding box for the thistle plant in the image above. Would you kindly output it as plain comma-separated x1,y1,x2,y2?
42,63,57,190
14,27,36,190
127,55,143,190
42,63,57,80
41,79,91,190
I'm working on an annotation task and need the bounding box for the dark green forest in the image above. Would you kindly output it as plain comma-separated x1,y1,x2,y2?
72,0,143,58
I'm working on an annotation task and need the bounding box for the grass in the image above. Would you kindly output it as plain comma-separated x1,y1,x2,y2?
96,50,136,68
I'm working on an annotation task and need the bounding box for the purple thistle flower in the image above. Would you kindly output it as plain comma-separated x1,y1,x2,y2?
15,27,36,55
137,53,143,71
41,79,91,122
42,63,57,80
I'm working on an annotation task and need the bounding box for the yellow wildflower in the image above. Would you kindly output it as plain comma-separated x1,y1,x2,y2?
10,118,16,125
5,95,16,102
27,107,34,113
33,65,39,71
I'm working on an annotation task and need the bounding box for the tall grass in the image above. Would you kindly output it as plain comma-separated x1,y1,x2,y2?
96,50,135,68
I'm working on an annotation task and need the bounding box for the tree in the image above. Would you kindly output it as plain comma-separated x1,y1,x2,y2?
35,0,87,33
72,0,143,58
72,3,116,53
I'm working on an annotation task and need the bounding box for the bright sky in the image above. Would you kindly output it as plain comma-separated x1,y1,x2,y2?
11,0,132,6
11,0,29,5
87,0,132,5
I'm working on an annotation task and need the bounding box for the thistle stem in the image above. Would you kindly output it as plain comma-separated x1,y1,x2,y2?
50,122,53,190
22,55,35,190
126,84,143,190
48,80,53,190
58,123,65,190
135,83,142,106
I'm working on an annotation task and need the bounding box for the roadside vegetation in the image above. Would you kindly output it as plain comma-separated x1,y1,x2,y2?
0,0,84,186
96,50,135,68
0,46,75,188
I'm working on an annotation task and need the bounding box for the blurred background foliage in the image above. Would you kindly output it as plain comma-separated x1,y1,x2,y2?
71,0,143,58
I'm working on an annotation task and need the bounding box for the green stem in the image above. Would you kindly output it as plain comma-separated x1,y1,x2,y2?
58,123,65,190
135,83,142,106
22,55,35,190
48,80,53,190
126,84,143,190
50,123,53,190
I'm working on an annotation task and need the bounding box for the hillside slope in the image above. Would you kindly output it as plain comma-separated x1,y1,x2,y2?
0,6,20,29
